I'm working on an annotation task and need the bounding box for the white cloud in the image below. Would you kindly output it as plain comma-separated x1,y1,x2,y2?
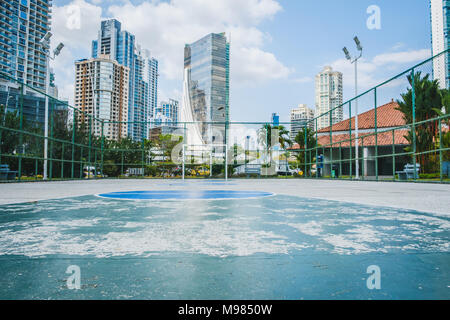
51,0,103,103
106,0,287,83
292,76,313,84
372,49,430,66
233,47,292,85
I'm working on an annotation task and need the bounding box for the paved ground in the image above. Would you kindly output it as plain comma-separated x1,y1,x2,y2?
0,179,449,216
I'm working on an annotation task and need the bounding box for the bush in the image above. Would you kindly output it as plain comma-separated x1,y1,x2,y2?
103,160,120,177
419,173,442,179
144,165,157,177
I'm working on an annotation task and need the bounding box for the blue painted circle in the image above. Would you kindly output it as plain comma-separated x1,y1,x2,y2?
97,190,273,200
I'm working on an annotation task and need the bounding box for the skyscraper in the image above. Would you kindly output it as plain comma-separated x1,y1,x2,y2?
74,55,129,141
430,0,450,88
91,19,158,141
0,0,52,90
132,45,158,141
182,33,230,147
315,66,343,130
290,104,315,140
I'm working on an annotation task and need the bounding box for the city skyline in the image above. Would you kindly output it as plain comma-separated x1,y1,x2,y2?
5,0,439,124
48,0,434,124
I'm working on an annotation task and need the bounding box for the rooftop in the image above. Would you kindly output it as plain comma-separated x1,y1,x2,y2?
317,101,405,133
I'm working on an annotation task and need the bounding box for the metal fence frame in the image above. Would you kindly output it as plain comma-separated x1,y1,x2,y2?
0,50,449,183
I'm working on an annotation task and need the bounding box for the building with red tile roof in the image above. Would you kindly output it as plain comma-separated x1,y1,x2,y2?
290,101,412,177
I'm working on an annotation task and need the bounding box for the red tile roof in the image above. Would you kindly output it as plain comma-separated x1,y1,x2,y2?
316,130,409,148
317,101,405,133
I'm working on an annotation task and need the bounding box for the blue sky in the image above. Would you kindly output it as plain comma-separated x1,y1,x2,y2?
52,0,432,123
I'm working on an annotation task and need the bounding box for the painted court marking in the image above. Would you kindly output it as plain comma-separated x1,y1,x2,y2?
97,190,274,201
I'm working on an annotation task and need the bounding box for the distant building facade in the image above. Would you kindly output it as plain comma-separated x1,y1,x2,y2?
74,55,129,141
430,0,450,88
0,0,52,91
271,113,279,127
290,104,315,139
0,80,67,128
315,66,343,130
154,99,179,124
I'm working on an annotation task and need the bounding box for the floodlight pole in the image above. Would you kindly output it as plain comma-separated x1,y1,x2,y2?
343,38,362,179
354,56,360,180
182,144,185,180
42,38,64,180
43,49,51,180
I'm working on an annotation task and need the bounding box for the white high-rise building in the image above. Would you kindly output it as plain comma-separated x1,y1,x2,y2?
290,104,315,140
315,66,343,130
430,0,450,88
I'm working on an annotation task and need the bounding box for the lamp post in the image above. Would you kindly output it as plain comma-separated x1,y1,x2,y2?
343,36,363,179
39,32,64,180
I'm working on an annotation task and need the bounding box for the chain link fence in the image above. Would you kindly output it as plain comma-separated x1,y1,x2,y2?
0,50,449,183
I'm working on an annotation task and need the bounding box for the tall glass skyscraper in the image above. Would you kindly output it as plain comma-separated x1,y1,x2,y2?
182,33,230,147
91,19,158,141
431,0,450,88
0,0,52,90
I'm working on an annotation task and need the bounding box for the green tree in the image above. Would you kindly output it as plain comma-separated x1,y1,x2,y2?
396,72,442,172
294,127,317,175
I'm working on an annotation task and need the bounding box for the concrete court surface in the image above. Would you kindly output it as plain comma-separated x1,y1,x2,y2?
0,179,449,216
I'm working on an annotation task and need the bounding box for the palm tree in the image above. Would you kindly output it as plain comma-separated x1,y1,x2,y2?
294,127,317,175
396,72,442,172
257,124,292,163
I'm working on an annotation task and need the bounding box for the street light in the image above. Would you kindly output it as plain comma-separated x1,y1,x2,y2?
342,36,363,179
39,31,64,180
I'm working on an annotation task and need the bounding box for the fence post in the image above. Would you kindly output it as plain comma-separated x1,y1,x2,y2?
71,109,76,179
183,122,186,179
121,150,124,177
101,120,104,177
18,83,24,181
339,142,342,179
49,99,53,180
315,118,318,178
88,115,92,180
61,142,64,179
141,137,145,177
392,129,396,181
304,125,307,177
411,69,417,181
361,136,365,180
374,88,378,181
79,146,83,179
225,120,228,180
349,101,352,179
329,110,333,178
439,119,443,182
